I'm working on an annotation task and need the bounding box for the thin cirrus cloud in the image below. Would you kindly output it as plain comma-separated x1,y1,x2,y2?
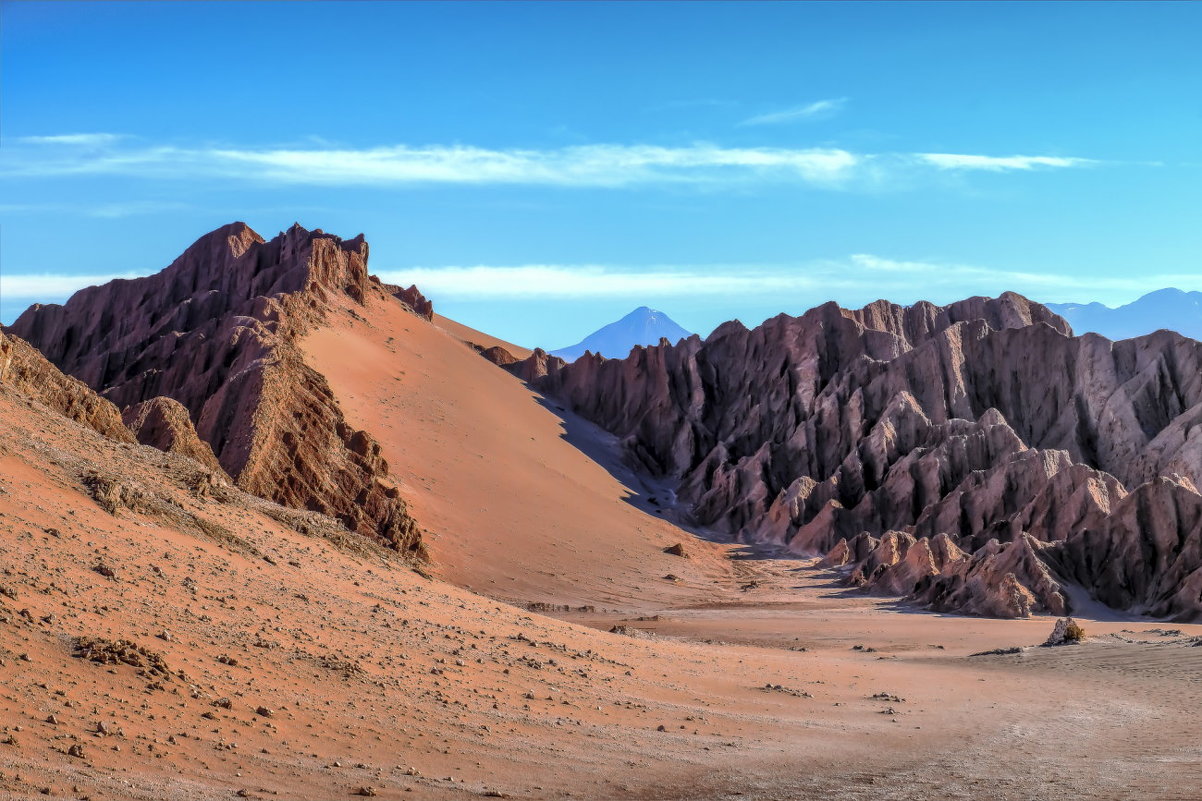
374,256,1201,305
0,271,148,300
14,133,129,146
0,134,1099,189
738,97,848,126
6,255,1198,310
915,153,1096,171
0,200,192,218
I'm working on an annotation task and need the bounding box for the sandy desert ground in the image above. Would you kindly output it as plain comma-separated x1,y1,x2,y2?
2,295,1200,800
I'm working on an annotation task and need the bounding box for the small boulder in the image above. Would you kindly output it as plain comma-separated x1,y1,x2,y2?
1044,617,1085,646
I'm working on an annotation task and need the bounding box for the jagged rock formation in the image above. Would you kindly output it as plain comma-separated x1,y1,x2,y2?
122,396,225,474
7,222,425,557
507,348,567,383
533,293,1202,620
386,283,435,321
0,329,134,443
462,341,519,368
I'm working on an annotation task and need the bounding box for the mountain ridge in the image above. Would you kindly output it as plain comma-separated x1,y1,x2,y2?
529,291,1202,620
6,221,428,556
1047,287,1202,341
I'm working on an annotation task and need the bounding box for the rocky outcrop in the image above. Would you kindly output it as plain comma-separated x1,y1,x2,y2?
534,293,1202,620
507,348,567,383
8,222,425,557
463,342,519,368
122,397,224,474
386,284,434,321
0,330,134,443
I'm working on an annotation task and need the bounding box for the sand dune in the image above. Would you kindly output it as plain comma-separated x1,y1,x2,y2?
433,314,533,360
304,294,742,609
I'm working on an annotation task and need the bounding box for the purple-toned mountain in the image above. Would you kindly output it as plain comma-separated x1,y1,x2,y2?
527,292,1202,620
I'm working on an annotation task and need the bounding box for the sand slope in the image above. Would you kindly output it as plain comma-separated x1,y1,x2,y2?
305,295,741,609
433,314,533,360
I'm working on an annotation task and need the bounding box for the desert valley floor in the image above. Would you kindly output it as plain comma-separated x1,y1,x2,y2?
2,284,1200,801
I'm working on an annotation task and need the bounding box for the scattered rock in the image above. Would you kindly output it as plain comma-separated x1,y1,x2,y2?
969,646,1023,657
762,684,813,698
1043,617,1086,646
73,637,178,682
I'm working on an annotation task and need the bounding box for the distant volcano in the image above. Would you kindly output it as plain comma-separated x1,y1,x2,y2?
549,306,693,362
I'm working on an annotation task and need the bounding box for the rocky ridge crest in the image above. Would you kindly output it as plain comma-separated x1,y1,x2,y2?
531,292,1202,620
8,222,426,556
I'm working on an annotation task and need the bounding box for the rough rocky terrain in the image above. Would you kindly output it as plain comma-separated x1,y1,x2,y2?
8,223,425,556
8,224,1202,798
122,396,225,474
0,331,134,445
530,293,1202,620
3,295,1202,801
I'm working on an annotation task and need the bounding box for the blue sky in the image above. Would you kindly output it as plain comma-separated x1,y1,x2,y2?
1,1,1199,347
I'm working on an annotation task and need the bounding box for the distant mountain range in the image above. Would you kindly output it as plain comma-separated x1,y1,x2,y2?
550,306,693,362
1046,288,1202,341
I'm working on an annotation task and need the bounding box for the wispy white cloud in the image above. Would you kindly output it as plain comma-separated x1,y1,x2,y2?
0,271,147,300
1,141,863,187
376,256,1202,305
6,255,1198,312
915,153,1096,171
377,264,820,299
739,98,848,127
0,134,1100,189
0,200,191,218
15,133,128,147
209,143,864,187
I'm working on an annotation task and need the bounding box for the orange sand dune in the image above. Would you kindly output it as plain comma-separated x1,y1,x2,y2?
306,296,739,609
433,313,533,360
